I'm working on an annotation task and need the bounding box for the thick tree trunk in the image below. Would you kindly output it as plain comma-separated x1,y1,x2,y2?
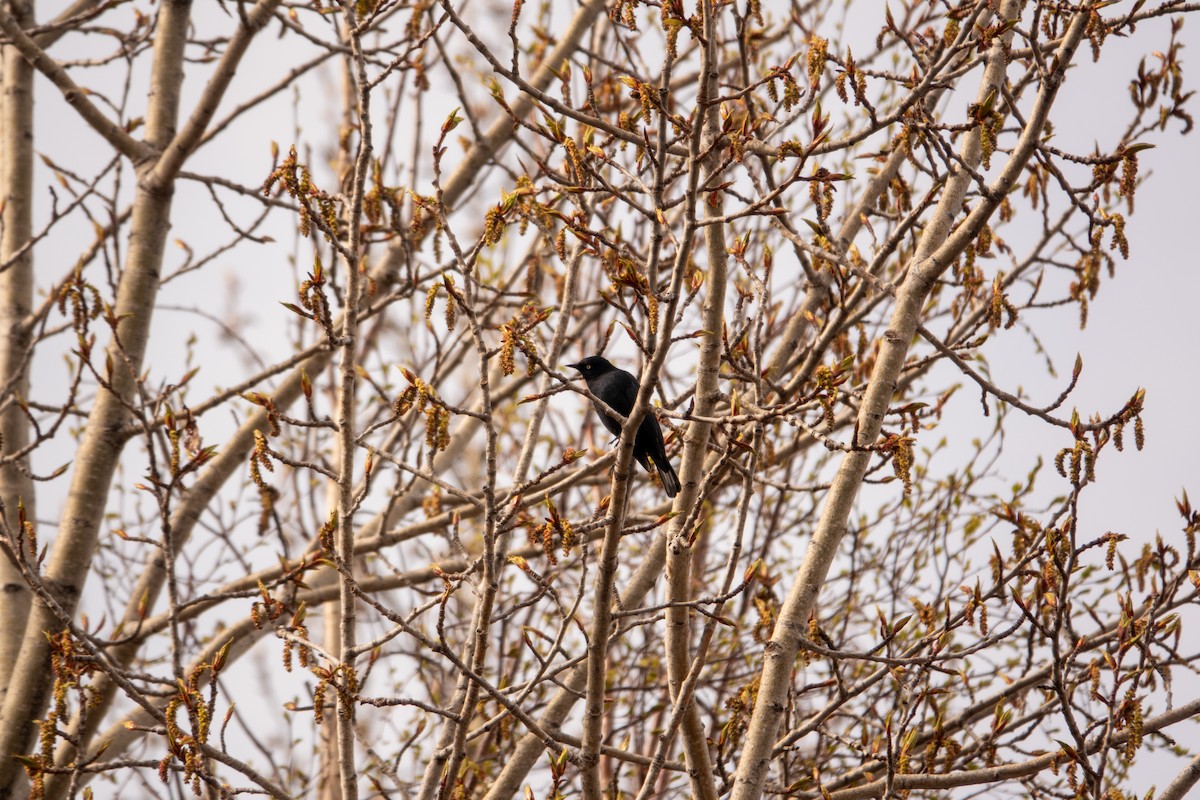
0,0,36,707
0,3,192,794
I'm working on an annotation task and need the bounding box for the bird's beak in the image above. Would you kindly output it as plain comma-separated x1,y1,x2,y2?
564,362,581,372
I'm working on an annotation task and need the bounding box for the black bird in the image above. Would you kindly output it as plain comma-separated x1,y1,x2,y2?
566,356,681,498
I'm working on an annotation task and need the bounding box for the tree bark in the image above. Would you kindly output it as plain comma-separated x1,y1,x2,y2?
727,3,1092,799
0,0,36,709
0,3,193,794
663,2,724,796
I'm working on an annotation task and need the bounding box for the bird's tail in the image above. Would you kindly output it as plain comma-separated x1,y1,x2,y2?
655,458,681,498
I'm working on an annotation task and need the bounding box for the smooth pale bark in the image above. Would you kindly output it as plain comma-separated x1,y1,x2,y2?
727,4,1092,799
0,5,150,162
318,587,345,800
49,1,613,777
1,0,288,793
0,2,193,794
29,4,305,796
35,0,612,791
662,3,724,796
1160,750,1200,800
0,0,36,706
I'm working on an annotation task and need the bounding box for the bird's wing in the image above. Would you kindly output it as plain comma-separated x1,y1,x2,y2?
613,371,640,416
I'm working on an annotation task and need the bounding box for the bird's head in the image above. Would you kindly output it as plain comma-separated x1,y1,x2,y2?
565,355,616,379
